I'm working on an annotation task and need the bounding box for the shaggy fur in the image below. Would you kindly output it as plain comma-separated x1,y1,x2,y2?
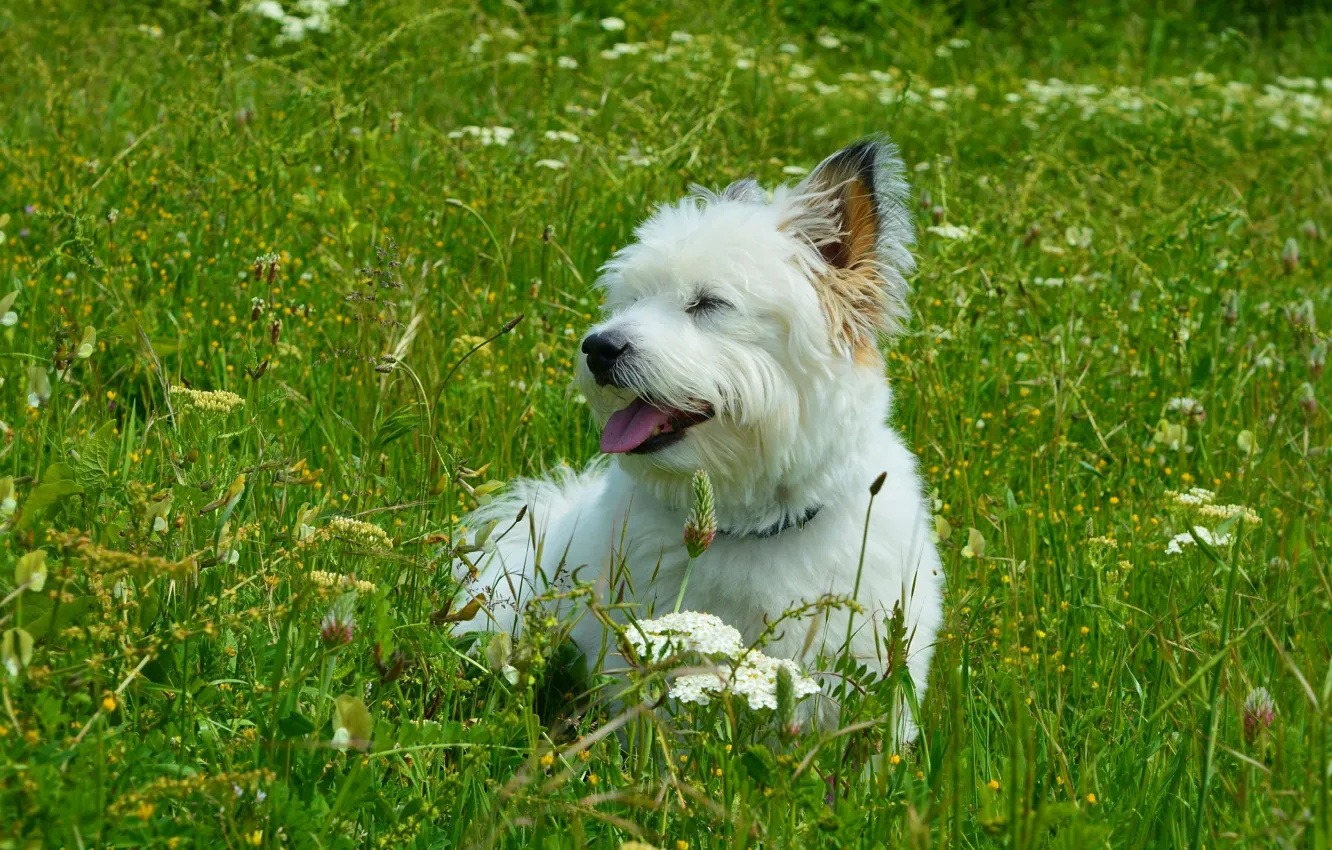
455,137,943,738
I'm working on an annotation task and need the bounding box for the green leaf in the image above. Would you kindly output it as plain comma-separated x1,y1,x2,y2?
17,478,83,531
43,462,76,484
741,744,775,785
75,420,117,489
278,712,317,739
24,597,94,641
1190,352,1213,387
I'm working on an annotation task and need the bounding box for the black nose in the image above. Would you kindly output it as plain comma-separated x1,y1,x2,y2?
581,332,630,384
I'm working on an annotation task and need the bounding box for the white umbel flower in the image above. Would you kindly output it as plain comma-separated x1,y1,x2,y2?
626,611,821,710
625,611,743,660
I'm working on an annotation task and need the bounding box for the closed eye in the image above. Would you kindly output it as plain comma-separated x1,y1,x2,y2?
686,292,730,316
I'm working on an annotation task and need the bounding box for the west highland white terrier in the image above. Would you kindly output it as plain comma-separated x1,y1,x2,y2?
456,137,943,737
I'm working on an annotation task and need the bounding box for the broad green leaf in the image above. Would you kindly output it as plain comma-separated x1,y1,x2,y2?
17,478,83,531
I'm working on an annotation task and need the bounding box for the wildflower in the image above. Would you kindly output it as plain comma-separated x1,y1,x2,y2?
671,652,820,710
1237,429,1258,456
599,16,625,31
309,570,376,595
446,125,514,147
330,694,372,751
1298,382,1317,415
102,693,117,712
960,528,985,559
2,628,33,677
75,326,96,359
0,477,15,518
27,366,50,408
926,224,976,241
328,516,392,550
543,130,580,143
1166,487,1216,509
169,386,245,417
1221,289,1240,325
505,52,531,65
14,550,46,593
1282,237,1299,273
932,515,952,543
556,55,578,70
319,595,355,647
683,470,716,558
626,611,743,660
1243,687,1275,743
1164,526,1231,555
1165,396,1206,425
1065,226,1093,248
816,33,841,49
781,165,808,176
0,290,17,327
1151,419,1188,451
485,632,512,675
626,612,820,710
1198,504,1261,526
535,159,566,170
253,251,280,283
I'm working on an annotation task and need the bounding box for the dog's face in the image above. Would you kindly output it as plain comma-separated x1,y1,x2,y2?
576,139,916,495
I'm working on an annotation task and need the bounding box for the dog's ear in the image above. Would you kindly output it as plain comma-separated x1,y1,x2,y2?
784,137,916,349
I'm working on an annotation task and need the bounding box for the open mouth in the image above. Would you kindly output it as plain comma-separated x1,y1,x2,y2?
600,398,716,455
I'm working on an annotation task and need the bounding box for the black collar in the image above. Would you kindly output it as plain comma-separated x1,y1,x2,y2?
720,504,822,540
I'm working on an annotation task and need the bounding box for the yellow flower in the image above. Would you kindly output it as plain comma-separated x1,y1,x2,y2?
102,694,117,712
987,779,1000,791
1086,793,1097,804
540,752,554,768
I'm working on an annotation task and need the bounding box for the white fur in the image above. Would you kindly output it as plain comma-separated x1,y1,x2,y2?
455,140,943,739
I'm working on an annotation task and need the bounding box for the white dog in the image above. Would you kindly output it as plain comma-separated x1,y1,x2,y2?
456,137,943,737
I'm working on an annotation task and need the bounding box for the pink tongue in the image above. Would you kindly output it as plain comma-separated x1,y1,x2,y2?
601,399,674,453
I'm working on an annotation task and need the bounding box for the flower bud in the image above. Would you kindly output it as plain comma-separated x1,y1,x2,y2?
1282,237,1299,273
683,469,717,558
1242,687,1275,744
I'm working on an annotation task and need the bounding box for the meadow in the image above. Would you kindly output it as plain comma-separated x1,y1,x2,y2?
1,1,1330,847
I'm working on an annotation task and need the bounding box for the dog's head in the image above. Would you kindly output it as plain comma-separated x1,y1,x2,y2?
577,138,916,507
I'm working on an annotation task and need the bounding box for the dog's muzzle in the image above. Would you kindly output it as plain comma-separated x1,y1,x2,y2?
582,331,632,387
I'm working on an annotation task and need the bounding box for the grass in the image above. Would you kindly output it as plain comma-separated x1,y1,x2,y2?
1,1,1330,847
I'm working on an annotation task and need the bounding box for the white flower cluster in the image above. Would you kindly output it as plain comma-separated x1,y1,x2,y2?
1166,487,1216,508
328,516,393,550
626,612,821,711
170,386,245,417
446,125,514,147
309,569,376,595
1165,526,1232,555
626,611,743,659
246,0,349,44
1199,503,1262,526
1162,487,1260,555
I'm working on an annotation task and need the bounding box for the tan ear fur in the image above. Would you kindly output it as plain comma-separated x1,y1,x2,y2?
782,138,915,358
